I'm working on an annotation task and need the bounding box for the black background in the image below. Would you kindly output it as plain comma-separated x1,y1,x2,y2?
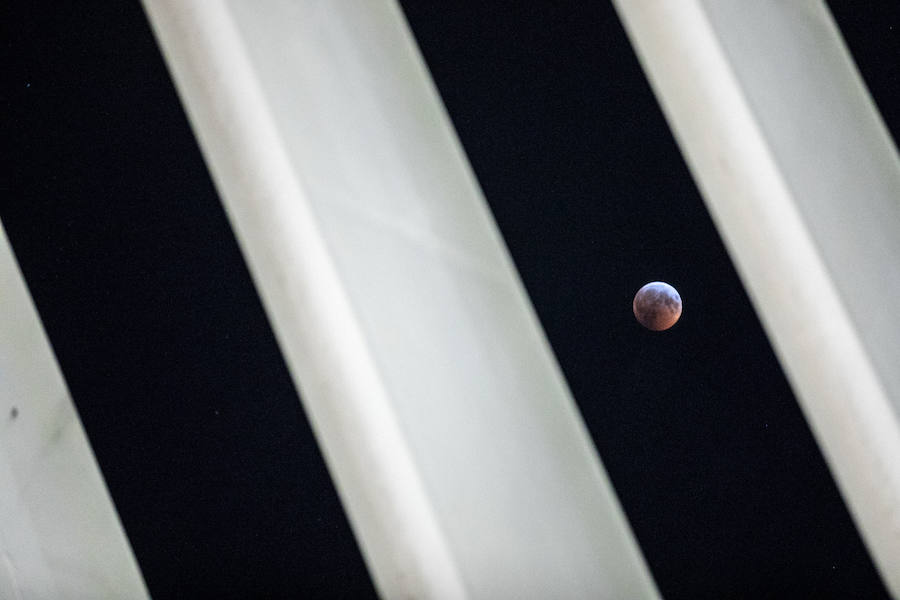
5,1,898,598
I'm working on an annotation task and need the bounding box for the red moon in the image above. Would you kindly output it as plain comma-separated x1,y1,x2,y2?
633,282,682,331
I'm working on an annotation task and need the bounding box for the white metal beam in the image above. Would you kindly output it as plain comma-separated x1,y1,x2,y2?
141,1,660,598
613,1,900,596
0,223,149,599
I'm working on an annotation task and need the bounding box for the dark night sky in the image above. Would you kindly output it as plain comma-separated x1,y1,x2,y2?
5,2,899,598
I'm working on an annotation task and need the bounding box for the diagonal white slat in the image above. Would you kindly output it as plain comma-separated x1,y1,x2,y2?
613,1,900,596
141,1,660,598
0,222,149,600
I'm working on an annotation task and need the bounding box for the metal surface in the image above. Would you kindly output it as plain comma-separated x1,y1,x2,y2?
0,222,149,599
141,1,660,598
613,1,900,596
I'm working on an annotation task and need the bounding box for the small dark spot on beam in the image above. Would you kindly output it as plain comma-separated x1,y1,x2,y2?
10,406,18,420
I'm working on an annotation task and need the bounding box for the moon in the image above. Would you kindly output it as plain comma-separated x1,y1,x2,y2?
633,281,682,331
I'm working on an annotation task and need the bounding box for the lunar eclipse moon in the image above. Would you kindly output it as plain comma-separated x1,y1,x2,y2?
633,281,682,331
